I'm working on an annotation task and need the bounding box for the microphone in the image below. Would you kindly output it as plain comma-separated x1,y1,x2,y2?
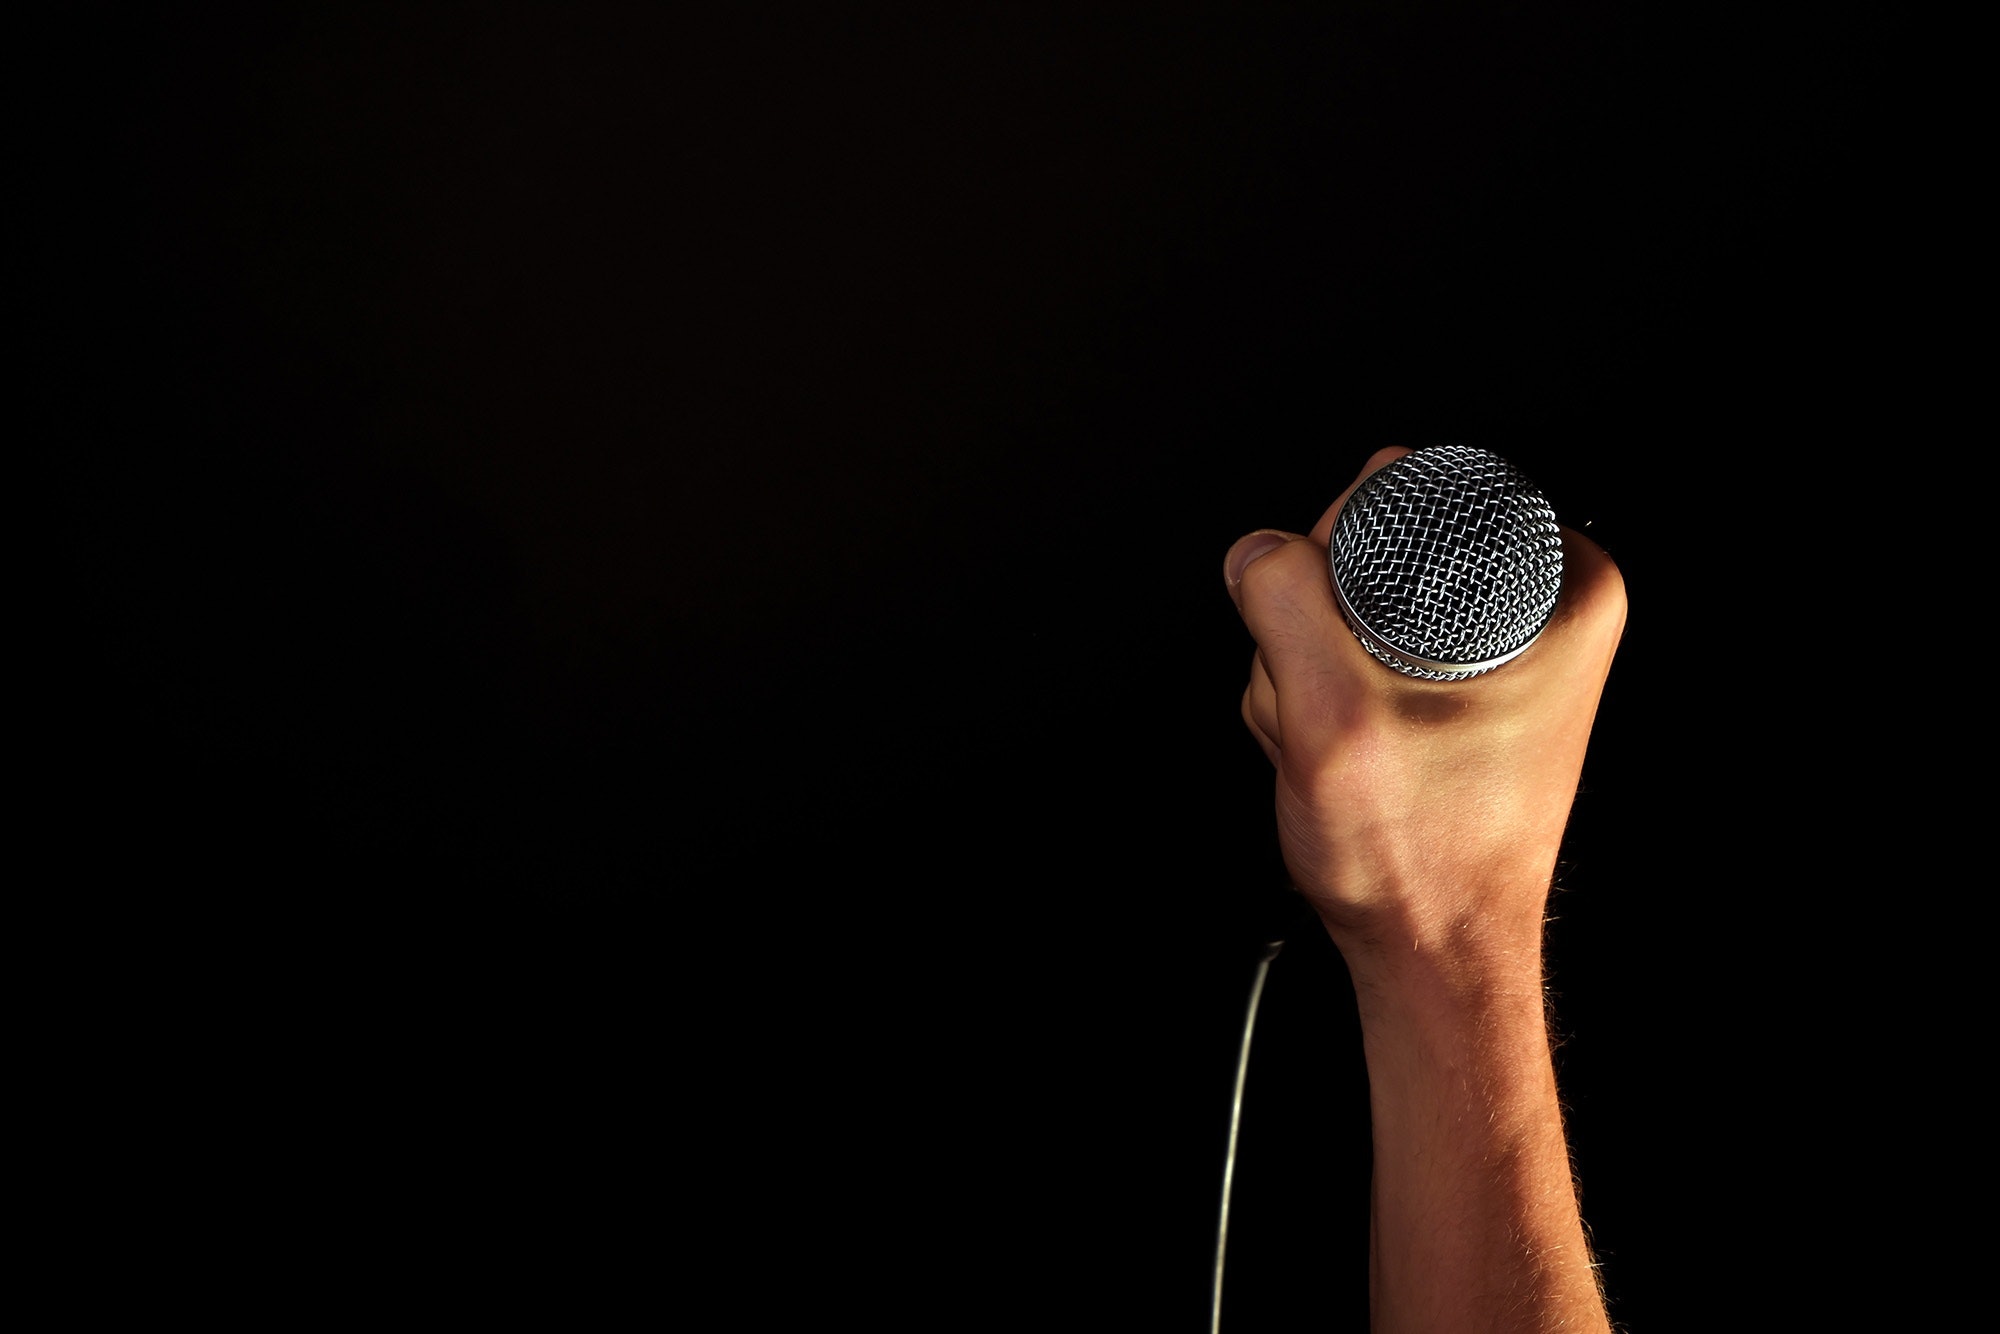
1328,444,1565,681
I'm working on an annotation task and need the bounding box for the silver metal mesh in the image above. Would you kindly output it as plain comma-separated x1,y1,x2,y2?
1328,445,1564,681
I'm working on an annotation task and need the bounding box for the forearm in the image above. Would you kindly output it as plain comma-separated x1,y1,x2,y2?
1341,918,1609,1334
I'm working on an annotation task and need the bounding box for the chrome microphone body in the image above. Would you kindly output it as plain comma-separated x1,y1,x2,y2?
1328,445,1564,681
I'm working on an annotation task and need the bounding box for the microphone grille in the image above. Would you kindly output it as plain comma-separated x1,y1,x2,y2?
1329,445,1564,681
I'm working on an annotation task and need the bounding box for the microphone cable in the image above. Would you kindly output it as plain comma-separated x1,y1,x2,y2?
1211,933,1287,1334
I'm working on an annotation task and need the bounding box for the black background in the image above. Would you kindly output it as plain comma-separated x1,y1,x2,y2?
55,4,1943,1329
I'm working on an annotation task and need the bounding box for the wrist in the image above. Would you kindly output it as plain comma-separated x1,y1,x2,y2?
1317,895,1552,1036
1332,912,1565,1166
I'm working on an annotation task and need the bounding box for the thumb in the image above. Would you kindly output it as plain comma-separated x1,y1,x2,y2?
1222,529,1295,609
1223,528,1361,760
1225,530,1350,679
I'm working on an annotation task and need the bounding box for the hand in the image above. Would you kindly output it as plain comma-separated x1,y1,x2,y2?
1222,446,1628,985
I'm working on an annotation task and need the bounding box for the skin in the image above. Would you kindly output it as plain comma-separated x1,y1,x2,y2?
1223,447,1627,1333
